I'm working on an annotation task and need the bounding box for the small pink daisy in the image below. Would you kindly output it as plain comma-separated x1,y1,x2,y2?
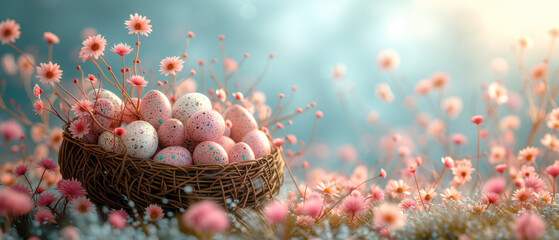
69,118,91,139
399,198,416,210
87,74,97,83
71,99,94,118
0,19,21,44
316,181,340,197
36,62,63,84
108,211,127,229
144,204,164,222
385,179,412,199
37,157,57,172
9,183,30,196
514,213,545,240
264,201,288,226
374,203,406,230
37,192,57,207
125,13,152,36
518,147,540,164
339,195,368,217
43,32,60,44
14,164,28,177
415,188,437,205
159,56,184,76
33,99,44,115
70,196,95,216
512,187,537,205
481,192,500,206
34,208,56,225
111,43,133,56
127,75,148,87
524,175,545,192
110,208,129,220
79,34,107,61
33,84,42,98
182,200,230,233
55,178,86,200
440,187,461,203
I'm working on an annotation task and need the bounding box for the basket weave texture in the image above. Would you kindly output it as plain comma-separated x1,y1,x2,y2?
58,129,285,212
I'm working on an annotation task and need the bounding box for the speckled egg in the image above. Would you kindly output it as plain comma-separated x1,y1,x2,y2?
98,131,126,155
87,89,123,115
123,120,159,159
223,104,257,142
172,93,212,126
182,136,199,153
153,146,192,166
122,98,141,124
157,118,186,148
92,99,114,134
139,90,172,130
241,130,271,159
186,110,225,142
228,142,255,163
216,136,235,152
193,141,229,165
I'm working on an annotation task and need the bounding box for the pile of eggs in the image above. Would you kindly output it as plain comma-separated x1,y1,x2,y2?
82,89,271,166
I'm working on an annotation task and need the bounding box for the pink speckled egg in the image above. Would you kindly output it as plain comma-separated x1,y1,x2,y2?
157,118,186,148
193,141,229,165
87,89,123,114
92,99,114,134
223,104,257,142
139,90,172,130
228,142,255,163
98,131,126,155
216,136,235,152
122,97,141,124
186,110,225,142
172,93,212,126
123,120,159,159
241,130,271,159
153,146,192,166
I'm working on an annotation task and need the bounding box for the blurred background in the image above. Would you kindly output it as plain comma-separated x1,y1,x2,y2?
1,0,559,174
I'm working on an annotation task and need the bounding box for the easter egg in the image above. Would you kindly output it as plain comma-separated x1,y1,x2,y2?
186,110,225,142
241,130,271,159
157,118,186,148
228,142,255,163
153,146,192,166
92,99,114,134
193,141,229,165
98,131,126,155
87,89,123,121
215,136,235,152
223,104,257,142
139,90,172,130
172,93,212,126
123,120,159,159
122,97,141,124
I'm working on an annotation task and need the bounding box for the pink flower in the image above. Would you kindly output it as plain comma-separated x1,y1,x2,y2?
385,179,412,199
442,157,454,169
489,145,506,164
487,81,508,104
71,99,94,118
369,184,385,201
0,19,21,44
60,226,79,240
398,198,416,210
43,32,60,44
340,195,368,217
296,198,323,218
451,159,475,186
114,127,126,136
87,74,97,83
55,178,86,200
224,58,238,72
272,138,285,147
315,111,324,118
37,157,57,172
471,115,484,124
111,43,133,56
127,75,148,87
14,164,28,177
450,133,467,145
316,181,340,197
145,204,164,222
37,192,57,207
69,118,91,140
379,168,387,178
9,183,30,196
512,187,537,205
338,145,357,163
264,201,288,225
481,192,500,206
518,147,540,164
159,56,184,76
524,175,545,192
70,196,94,216
514,213,545,240
108,211,127,229
440,187,462,203
483,177,505,194
415,188,437,205
34,208,56,225
530,63,546,80
216,88,227,102
182,200,230,233
232,92,244,101
430,72,449,89
125,13,152,36
79,34,107,61
495,164,507,174
546,164,559,177
375,83,395,102
377,49,400,71
414,79,431,95
0,189,32,215
33,99,44,115
374,203,406,229
110,208,128,220
36,62,63,84
33,84,42,97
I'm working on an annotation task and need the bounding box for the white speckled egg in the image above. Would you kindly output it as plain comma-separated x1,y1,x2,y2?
157,118,186,148
87,89,123,114
98,131,126,155
153,146,192,166
122,97,141,124
92,99,114,134
216,136,235,152
228,142,255,163
123,120,159,158
139,90,172,130
223,104,257,142
241,130,271,159
172,93,212,126
193,141,229,165
186,110,225,142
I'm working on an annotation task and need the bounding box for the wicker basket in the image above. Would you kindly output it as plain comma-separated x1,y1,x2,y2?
58,129,285,213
